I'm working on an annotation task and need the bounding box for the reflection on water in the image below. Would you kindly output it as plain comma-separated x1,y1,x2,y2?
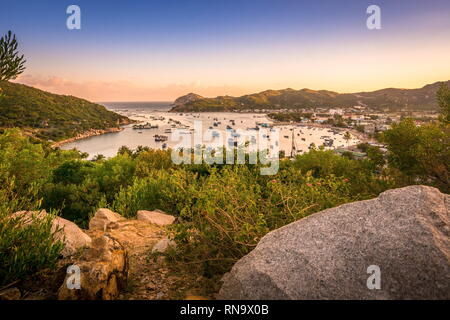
61,126,165,159
61,103,360,160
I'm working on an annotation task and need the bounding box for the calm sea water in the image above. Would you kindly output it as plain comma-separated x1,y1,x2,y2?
100,101,173,112
61,101,174,159
60,102,360,159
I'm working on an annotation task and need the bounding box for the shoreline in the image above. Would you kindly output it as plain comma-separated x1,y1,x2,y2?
52,112,370,156
271,121,371,143
51,127,125,148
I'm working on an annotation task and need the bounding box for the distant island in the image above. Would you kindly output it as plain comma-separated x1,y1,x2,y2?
0,81,132,143
171,80,450,112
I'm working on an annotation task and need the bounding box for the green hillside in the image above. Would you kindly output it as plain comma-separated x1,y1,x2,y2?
171,81,450,112
0,81,131,142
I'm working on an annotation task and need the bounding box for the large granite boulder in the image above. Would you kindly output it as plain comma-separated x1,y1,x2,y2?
89,208,124,231
137,209,175,226
58,234,128,300
11,210,91,257
218,185,450,300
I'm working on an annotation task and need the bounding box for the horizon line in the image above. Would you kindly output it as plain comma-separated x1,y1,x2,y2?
94,79,450,103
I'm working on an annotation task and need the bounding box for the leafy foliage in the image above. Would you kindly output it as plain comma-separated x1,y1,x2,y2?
0,31,26,81
381,119,450,192
0,179,63,287
437,83,450,124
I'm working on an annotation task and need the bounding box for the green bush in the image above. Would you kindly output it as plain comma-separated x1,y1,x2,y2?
381,119,450,192
41,178,103,228
168,165,361,276
0,180,63,286
291,149,393,197
112,168,197,218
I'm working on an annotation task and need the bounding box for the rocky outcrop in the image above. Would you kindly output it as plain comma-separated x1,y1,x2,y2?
89,208,125,231
57,208,170,300
12,210,91,257
58,234,128,300
8,207,176,300
218,185,450,300
173,93,204,106
137,209,176,226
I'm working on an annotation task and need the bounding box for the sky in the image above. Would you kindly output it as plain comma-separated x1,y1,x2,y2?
1,0,450,102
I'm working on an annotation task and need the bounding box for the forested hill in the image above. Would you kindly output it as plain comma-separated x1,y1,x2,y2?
0,81,131,142
171,80,450,112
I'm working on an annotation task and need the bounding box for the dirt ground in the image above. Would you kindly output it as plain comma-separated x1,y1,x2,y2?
11,219,214,300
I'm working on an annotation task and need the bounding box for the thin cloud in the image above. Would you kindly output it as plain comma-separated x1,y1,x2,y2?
13,74,250,102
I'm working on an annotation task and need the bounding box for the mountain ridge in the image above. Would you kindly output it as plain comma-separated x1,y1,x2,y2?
171,80,450,112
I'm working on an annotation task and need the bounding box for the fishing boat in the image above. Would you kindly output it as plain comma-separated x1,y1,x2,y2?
154,135,168,142
322,138,334,147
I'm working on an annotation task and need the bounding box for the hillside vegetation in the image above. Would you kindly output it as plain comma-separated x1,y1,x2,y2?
171,81,450,112
0,81,131,142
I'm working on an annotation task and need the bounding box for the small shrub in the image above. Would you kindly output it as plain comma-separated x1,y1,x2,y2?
169,165,360,277
0,180,64,286
112,168,197,218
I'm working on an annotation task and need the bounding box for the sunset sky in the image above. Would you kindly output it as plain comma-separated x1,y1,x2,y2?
1,0,450,102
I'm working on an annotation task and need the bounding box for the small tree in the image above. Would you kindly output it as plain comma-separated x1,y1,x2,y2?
343,131,352,147
0,31,26,81
436,83,450,125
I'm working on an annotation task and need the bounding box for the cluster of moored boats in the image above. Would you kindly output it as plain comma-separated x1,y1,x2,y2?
132,123,159,130
128,112,354,154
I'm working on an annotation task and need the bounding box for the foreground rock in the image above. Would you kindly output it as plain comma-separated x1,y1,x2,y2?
89,208,124,231
137,209,175,226
58,234,128,300
12,210,91,257
218,185,450,300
